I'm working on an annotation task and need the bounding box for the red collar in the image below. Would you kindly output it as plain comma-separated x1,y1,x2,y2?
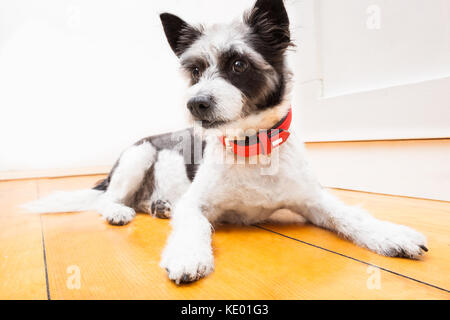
221,107,292,157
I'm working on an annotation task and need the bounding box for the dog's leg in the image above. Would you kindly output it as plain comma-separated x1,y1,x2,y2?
159,159,217,284
293,188,428,258
138,149,191,219
160,194,214,284
98,142,156,225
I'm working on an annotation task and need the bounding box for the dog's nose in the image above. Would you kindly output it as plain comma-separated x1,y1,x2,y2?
187,96,213,118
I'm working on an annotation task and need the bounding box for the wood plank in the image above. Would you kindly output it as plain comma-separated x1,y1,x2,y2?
0,180,48,299
37,176,448,299
262,188,450,292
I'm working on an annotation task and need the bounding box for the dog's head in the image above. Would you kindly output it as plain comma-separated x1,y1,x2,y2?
160,0,293,133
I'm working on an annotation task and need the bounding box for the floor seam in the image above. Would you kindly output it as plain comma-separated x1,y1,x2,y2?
254,225,450,294
36,181,51,300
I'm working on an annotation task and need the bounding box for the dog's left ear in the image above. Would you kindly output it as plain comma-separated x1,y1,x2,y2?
160,13,202,57
244,0,291,53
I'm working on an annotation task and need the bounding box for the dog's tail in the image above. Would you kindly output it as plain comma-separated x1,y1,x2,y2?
22,174,111,214
21,189,104,214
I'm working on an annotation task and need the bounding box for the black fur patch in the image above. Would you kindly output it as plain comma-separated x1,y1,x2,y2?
136,128,205,182
240,0,293,110
93,128,205,198
160,13,203,57
217,48,281,111
244,0,292,69
92,161,119,191
129,163,155,209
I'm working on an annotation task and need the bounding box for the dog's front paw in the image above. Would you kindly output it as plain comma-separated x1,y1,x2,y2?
160,239,214,284
103,205,136,226
360,221,428,259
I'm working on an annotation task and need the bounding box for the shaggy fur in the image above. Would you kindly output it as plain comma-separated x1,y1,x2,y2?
24,0,427,284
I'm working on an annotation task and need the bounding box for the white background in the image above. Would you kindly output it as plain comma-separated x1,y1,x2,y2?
1,0,300,172
0,0,449,176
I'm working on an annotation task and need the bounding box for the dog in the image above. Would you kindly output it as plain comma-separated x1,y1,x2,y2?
25,0,428,284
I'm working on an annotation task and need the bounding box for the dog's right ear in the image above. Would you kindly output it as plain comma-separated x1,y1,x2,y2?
160,13,202,57
244,0,292,54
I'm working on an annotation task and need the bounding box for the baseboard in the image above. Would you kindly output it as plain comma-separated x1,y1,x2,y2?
0,166,111,181
305,139,450,201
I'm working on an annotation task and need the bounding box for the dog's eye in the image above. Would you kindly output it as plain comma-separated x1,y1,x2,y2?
191,67,201,80
232,60,247,73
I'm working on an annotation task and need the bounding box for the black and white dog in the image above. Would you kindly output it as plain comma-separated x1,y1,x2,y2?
25,0,427,284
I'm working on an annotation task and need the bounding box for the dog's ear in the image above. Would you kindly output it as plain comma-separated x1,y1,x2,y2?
160,13,202,57
244,0,291,53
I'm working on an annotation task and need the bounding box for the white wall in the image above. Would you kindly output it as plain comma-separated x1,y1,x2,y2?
293,0,450,142
1,0,303,172
0,0,178,171
319,0,450,97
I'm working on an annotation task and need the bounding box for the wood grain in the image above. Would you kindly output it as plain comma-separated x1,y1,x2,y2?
34,176,449,299
261,188,450,291
0,175,448,299
0,180,48,300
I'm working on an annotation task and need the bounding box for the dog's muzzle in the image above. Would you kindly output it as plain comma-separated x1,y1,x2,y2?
187,96,225,128
187,96,214,118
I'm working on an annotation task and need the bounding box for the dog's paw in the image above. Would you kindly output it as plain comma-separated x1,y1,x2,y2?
104,206,136,226
160,239,214,284
151,200,172,219
360,221,428,259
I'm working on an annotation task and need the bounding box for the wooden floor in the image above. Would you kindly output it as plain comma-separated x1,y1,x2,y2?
0,175,449,300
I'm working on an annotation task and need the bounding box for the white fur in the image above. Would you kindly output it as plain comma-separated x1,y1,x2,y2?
152,149,191,204
181,22,251,63
21,189,103,214
186,75,244,123
264,209,306,224
97,141,156,224
181,21,279,126
103,142,156,202
160,196,214,284
295,190,427,257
